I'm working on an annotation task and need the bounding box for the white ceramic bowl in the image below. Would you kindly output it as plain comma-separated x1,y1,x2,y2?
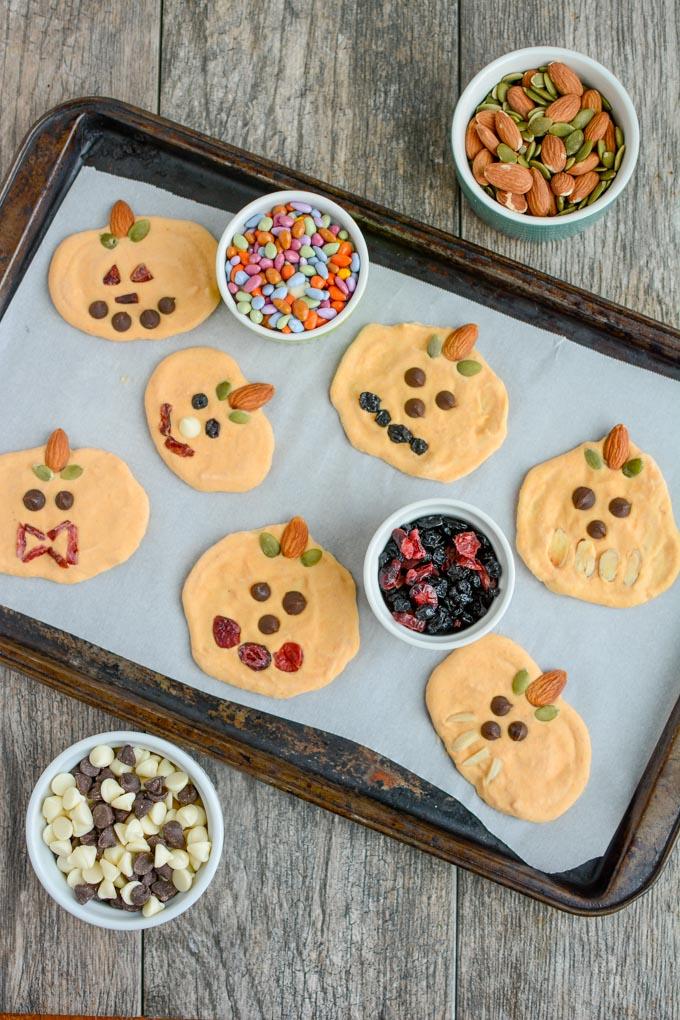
451,46,640,240
26,730,224,931
364,498,515,651
216,189,369,342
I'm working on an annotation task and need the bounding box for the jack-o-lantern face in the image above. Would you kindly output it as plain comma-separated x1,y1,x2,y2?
48,200,219,341
144,347,275,492
330,322,508,482
517,424,680,608
0,429,149,584
427,633,591,822
183,517,360,698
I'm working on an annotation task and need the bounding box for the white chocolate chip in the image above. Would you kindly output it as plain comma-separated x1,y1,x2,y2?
135,758,159,779
149,801,167,826
72,818,95,838
103,845,124,865
113,822,129,845
164,771,189,793
111,792,135,812
42,823,55,845
50,772,76,796
164,792,174,810
66,868,83,889
175,804,199,829
82,862,104,884
100,778,124,804
109,758,132,777
124,817,144,842
142,894,164,918
187,841,211,864
167,849,190,871
126,838,150,853
70,801,93,829
140,816,160,836
156,758,175,778
186,826,208,845
49,838,72,858
154,843,172,868
100,859,120,881
89,744,114,769
62,786,85,812
133,746,150,764
42,795,64,823
164,809,177,823
121,880,142,906
193,806,207,827
172,868,193,893
179,415,201,438
51,816,74,841
69,845,96,871
119,851,133,878
98,879,117,900
57,855,73,873
114,874,126,889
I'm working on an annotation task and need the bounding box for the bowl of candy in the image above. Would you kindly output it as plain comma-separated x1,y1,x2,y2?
216,190,369,341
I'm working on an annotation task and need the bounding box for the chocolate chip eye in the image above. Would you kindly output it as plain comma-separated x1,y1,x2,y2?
587,519,607,539
404,367,425,387
258,614,280,635
140,309,160,329
435,390,456,410
88,300,108,319
404,398,425,418
250,582,271,602
508,721,528,741
55,491,74,511
572,486,595,510
158,296,176,315
23,489,45,511
192,393,209,410
481,721,501,740
609,497,631,518
490,696,512,716
282,591,307,615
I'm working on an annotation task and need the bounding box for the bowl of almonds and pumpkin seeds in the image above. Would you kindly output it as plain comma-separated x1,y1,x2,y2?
451,47,639,240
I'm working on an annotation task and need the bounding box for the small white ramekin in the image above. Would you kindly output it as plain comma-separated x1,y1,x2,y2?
216,189,370,342
364,498,515,651
26,730,224,931
451,47,640,240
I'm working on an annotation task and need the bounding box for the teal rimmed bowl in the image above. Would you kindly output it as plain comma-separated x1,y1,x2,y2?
451,47,639,241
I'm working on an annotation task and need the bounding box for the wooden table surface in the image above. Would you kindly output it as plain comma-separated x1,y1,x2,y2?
1,3,678,1018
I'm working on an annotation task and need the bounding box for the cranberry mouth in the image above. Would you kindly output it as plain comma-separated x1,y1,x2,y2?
159,402,195,458
16,520,79,568
378,514,502,636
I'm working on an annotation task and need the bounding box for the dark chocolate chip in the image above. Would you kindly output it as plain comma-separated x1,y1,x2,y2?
404,367,426,387
89,782,103,802
78,756,100,778
155,863,173,881
98,767,114,781
97,826,117,849
88,300,108,319
176,783,198,806
404,398,425,418
162,821,185,849
250,582,271,602
490,696,512,716
508,721,528,742
435,390,456,410
74,771,92,795
133,852,155,876
74,884,96,905
144,777,165,799
141,869,158,886
117,744,136,766
111,312,132,332
120,772,140,793
122,899,142,912
133,795,153,819
258,614,280,635
113,808,131,823
609,497,631,518
481,720,501,740
587,519,607,540
140,309,160,329
92,803,114,829
130,883,151,906
146,834,165,849
282,590,307,615
158,296,176,314
55,490,73,510
115,292,139,304
572,486,596,510
78,828,98,845
151,879,177,903
23,489,45,511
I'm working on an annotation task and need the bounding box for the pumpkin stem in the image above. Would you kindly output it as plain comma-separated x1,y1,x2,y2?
44,428,70,472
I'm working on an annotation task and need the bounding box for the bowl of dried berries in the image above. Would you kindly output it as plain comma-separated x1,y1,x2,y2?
451,47,639,239
364,498,515,650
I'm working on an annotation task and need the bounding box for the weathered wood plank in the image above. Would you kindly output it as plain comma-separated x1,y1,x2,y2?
458,0,680,327
0,669,142,1016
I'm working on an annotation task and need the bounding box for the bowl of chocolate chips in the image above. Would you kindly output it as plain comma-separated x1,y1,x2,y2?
26,731,223,930
364,498,515,650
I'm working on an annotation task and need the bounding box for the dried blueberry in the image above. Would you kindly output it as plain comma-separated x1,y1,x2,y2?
375,409,391,427
415,604,436,620
387,424,412,444
205,418,220,438
410,437,428,455
192,393,209,409
359,391,381,412
390,594,412,613
417,515,443,529
432,578,448,598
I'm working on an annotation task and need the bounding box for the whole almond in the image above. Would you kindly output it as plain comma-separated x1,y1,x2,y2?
551,171,575,197
475,123,500,154
604,119,617,153
581,88,602,112
228,382,275,411
521,68,539,87
584,111,611,142
474,109,497,131
465,119,483,160
483,162,533,194
526,167,552,217
570,171,599,202
569,152,599,176
546,94,581,123
110,200,135,238
603,424,630,470
547,62,583,97
44,428,70,472
472,148,493,186
495,110,522,151
280,516,309,559
442,324,478,361
506,85,535,118
540,134,567,173
496,190,528,213
525,670,567,707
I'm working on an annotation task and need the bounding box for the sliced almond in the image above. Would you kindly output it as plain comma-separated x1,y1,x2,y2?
623,549,642,587
575,539,596,577
451,730,479,753
598,548,620,582
548,528,570,568
486,758,503,784
445,712,477,724
462,748,490,767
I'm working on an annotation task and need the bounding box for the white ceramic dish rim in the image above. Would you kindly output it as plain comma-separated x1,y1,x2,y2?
26,730,224,931
363,498,515,651
451,46,640,227
215,188,370,341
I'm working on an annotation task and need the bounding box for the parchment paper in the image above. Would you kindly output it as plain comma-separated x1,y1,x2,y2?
1,167,678,872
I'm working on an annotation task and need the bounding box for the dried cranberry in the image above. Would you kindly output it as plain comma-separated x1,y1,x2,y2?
405,562,437,585
392,612,427,633
393,527,426,561
164,436,195,458
238,642,271,671
379,558,403,591
159,403,172,437
273,642,304,673
410,582,438,607
212,615,241,648
130,263,153,282
103,264,121,285
454,531,481,561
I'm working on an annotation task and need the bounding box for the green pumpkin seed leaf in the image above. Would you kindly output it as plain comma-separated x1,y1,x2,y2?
622,457,643,478
32,464,53,482
216,380,232,400
60,465,83,480
229,410,250,424
301,548,323,567
100,233,118,249
614,145,626,171
128,219,150,242
427,335,443,358
457,360,482,377
259,533,281,557
585,448,603,470
535,705,559,722
502,72,523,83
512,669,530,695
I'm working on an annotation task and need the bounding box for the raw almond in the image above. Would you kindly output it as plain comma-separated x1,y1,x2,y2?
472,148,493,186
570,171,600,202
45,428,70,472
475,123,500,154
546,94,581,123
526,167,552,216
548,528,570,568
604,118,617,153
584,111,611,142
506,85,535,118
603,423,630,469
525,670,567,707
494,109,522,151
228,382,275,411
575,538,596,577
598,549,620,582
581,88,602,112
551,172,575,197
110,200,135,238
280,516,309,559
474,109,497,131
521,68,539,87
540,134,567,173
465,119,483,160
569,152,599,176
483,162,533,194
442,323,478,361
547,61,583,97
497,190,528,213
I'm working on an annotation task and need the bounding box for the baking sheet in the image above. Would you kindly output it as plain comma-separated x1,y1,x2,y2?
1,167,678,873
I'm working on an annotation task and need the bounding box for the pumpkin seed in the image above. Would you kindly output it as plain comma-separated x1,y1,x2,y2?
585,448,603,469
60,465,83,480
491,83,499,101
557,206,577,215
529,159,552,180
577,197,589,209
543,73,558,98
525,140,536,161
496,81,509,103
427,334,443,358
301,548,323,567
601,150,615,168
477,101,502,112
570,108,596,130
521,131,535,143
508,111,524,124
516,155,530,168
259,532,281,557
528,116,552,136
565,129,584,155
128,219,150,242
597,139,606,159
524,87,549,105
100,232,118,249
502,71,524,83
548,123,573,137
600,169,617,181
615,126,624,148
496,143,518,163
530,72,544,89
456,360,482,377
535,705,559,722
564,156,576,170
216,380,232,400
483,186,495,199
229,410,250,424
528,106,546,122
534,85,555,102
537,63,549,72
574,139,594,163
556,195,565,212
32,464,53,482
622,457,643,477
614,144,626,171
512,669,531,695
587,181,608,204
601,93,612,111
